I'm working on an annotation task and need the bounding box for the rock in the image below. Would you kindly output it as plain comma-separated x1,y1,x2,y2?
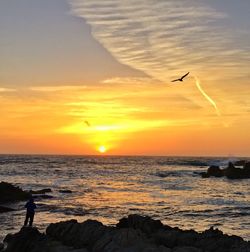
93,228,147,252
175,230,199,247
59,190,73,194
47,219,107,249
153,230,178,248
201,172,210,178
111,228,146,247
243,162,250,172
3,227,45,252
117,214,163,234
0,182,30,203
148,246,171,252
224,162,250,179
32,194,54,199
3,227,90,252
234,160,246,166
30,188,52,194
207,166,223,177
173,247,202,252
0,205,15,213
0,243,4,251
201,162,250,180
3,215,250,252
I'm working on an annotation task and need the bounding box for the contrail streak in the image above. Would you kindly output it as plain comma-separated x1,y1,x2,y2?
194,76,221,116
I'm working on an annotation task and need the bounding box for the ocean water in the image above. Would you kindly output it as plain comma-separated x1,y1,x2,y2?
0,155,249,242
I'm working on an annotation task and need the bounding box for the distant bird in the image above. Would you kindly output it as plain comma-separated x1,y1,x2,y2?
171,72,190,82
84,121,90,127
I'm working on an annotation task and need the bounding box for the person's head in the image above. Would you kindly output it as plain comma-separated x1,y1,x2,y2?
29,197,34,203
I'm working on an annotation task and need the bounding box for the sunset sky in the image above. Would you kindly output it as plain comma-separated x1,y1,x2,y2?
0,0,250,156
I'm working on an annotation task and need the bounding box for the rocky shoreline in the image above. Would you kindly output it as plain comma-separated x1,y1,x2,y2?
1,214,249,252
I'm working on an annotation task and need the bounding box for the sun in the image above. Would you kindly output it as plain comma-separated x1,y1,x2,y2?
98,145,107,153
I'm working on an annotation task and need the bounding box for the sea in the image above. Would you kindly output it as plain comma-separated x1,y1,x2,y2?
0,155,249,242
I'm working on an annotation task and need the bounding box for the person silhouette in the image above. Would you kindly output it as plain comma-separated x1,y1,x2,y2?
24,197,37,227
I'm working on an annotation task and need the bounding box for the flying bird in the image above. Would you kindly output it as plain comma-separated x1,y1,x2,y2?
171,72,190,82
84,121,90,127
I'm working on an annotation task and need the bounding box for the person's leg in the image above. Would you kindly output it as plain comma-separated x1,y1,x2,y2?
29,212,34,227
24,212,29,226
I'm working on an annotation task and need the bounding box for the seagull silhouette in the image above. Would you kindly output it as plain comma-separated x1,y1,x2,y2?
84,121,90,127
171,72,189,82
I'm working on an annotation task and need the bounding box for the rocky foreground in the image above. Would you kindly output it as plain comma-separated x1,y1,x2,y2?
1,215,250,252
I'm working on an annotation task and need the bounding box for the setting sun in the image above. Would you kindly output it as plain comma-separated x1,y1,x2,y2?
98,146,107,153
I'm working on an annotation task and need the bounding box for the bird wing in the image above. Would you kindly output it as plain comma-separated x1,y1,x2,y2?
84,121,90,126
171,79,180,82
181,72,189,80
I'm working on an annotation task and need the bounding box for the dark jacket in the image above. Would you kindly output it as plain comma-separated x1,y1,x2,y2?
25,200,37,213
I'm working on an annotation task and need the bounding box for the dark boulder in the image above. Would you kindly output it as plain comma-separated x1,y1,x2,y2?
117,214,163,234
224,162,250,179
201,172,210,178
3,227,89,252
47,219,108,250
207,166,223,177
0,182,30,203
92,228,148,252
0,205,15,213
3,227,45,252
243,162,250,172
234,160,246,166
201,162,250,180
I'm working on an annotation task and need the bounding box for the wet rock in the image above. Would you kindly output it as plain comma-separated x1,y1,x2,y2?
59,190,73,194
224,162,250,179
0,205,15,213
201,162,250,180
234,160,246,166
0,182,30,203
201,172,210,178
30,188,52,194
32,194,53,199
207,166,223,177
243,162,250,172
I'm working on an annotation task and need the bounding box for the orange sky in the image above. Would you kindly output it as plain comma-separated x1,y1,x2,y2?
0,0,250,156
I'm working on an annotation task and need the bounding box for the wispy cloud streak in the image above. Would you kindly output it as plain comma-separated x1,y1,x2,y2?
69,0,250,82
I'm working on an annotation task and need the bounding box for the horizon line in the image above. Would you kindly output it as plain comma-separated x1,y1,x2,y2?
0,153,249,159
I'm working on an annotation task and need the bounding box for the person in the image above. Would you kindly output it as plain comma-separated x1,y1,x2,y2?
24,197,37,227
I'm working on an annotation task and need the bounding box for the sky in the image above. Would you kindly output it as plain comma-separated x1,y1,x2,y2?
0,0,250,156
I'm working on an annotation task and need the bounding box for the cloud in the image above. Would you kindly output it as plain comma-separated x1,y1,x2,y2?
102,77,160,85
0,88,16,92
69,0,250,83
28,85,88,92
